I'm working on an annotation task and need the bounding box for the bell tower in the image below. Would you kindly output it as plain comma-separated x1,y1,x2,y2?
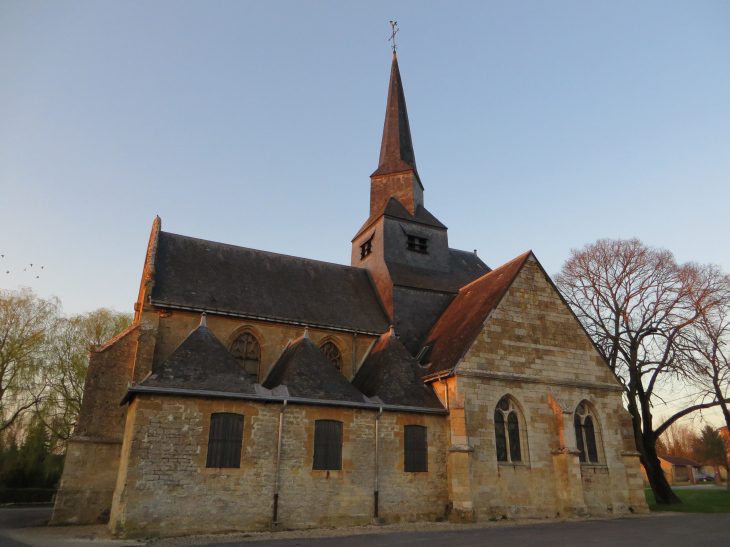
352,53,490,355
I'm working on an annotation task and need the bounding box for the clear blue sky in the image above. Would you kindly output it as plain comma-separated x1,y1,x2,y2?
2,0,729,318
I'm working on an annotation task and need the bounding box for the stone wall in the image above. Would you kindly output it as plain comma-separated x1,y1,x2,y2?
51,324,139,525
109,395,449,539
435,258,648,520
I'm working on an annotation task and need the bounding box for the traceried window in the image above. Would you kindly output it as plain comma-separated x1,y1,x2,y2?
313,420,342,470
360,233,374,260
206,413,244,468
406,234,428,253
494,397,522,463
230,332,261,380
574,403,600,463
320,341,343,371
404,425,428,472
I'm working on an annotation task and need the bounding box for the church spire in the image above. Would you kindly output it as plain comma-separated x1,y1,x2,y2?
369,52,424,217
371,52,419,181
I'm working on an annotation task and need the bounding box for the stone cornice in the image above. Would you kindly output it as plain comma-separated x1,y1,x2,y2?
453,369,624,393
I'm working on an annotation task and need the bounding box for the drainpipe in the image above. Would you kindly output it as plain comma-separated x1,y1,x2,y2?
438,376,449,410
374,406,384,518
273,399,288,524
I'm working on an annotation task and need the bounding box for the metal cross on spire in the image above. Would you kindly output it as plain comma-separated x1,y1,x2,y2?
389,21,399,52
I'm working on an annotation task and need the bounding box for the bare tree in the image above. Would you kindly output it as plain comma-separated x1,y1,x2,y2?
555,239,728,504
0,288,59,433
38,308,132,442
681,270,730,457
655,420,699,461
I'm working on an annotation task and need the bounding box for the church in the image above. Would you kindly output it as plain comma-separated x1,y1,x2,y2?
51,52,648,538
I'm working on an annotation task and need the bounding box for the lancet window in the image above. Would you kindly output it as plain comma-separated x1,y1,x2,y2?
574,403,600,463
494,397,522,463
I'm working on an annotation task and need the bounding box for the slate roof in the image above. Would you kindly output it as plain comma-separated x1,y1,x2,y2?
354,197,446,240
137,316,257,394
423,251,532,375
150,232,390,334
387,249,491,294
262,334,367,403
661,456,702,467
371,53,421,185
352,328,444,409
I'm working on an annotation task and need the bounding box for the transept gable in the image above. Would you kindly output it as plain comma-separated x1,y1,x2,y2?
456,256,621,388
421,251,532,377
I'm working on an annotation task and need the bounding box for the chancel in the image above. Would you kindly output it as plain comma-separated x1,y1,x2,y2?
50,44,648,538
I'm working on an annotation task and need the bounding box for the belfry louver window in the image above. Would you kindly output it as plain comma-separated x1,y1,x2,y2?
206,413,244,468
360,233,374,260
406,234,428,253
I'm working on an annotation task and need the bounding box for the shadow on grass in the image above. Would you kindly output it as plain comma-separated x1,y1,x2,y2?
645,488,730,513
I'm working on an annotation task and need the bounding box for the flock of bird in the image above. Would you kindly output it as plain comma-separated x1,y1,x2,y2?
1,255,44,279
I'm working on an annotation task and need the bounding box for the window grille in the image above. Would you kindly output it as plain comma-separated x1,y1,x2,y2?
230,332,261,380
320,341,343,371
574,403,600,463
313,420,342,470
206,413,244,468
404,425,428,472
494,398,522,463
406,234,428,253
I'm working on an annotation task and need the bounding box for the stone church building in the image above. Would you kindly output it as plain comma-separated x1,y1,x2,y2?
51,53,647,538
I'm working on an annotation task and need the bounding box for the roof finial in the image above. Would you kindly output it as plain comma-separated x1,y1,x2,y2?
200,312,207,327
389,21,399,56
303,326,309,339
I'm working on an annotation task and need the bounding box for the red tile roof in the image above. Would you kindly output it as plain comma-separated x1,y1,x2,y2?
661,456,702,467
423,251,532,376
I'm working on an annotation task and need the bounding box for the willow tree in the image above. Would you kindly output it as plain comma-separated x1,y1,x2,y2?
0,288,59,433
555,239,727,505
39,308,132,442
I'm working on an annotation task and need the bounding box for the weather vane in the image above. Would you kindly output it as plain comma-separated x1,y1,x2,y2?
389,21,399,52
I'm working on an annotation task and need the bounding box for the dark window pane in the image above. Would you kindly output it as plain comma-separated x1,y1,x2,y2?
507,411,521,462
498,399,510,412
404,425,428,472
584,416,599,463
206,413,244,468
574,414,586,463
495,410,508,462
313,420,342,470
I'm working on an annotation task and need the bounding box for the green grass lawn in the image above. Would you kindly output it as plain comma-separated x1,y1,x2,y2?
645,488,730,513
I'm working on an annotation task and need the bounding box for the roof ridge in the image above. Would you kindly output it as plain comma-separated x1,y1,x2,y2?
161,231,367,272
456,251,532,293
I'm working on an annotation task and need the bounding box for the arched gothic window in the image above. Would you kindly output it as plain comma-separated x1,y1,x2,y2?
320,341,343,371
574,403,600,463
230,332,261,380
494,397,522,463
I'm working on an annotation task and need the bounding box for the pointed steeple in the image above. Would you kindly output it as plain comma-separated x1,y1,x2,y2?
369,53,424,217
372,53,419,180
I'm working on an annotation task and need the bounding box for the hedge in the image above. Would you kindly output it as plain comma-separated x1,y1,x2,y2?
0,488,57,504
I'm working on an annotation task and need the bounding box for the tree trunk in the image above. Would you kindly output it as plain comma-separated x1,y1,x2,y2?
641,434,682,504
